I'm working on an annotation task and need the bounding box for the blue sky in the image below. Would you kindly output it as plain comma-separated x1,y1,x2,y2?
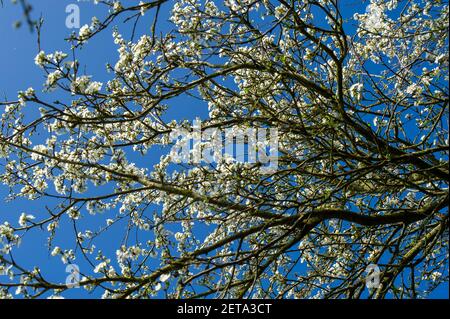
0,0,448,299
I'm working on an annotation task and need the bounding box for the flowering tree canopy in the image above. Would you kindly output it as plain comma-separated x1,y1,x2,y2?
0,0,448,299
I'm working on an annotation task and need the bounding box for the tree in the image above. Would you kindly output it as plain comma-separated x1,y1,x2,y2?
0,0,448,299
